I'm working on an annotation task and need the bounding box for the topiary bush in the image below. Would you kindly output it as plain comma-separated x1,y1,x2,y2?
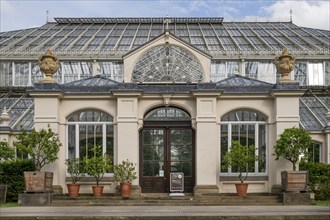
0,159,35,202
300,161,330,200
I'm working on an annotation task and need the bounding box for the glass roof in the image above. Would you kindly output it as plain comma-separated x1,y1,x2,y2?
0,90,34,131
0,17,329,58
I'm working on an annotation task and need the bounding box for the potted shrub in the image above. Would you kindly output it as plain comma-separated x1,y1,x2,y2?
65,158,85,198
14,126,61,193
274,127,312,192
0,140,16,203
113,159,137,198
222,140,258,196
84,145,112,198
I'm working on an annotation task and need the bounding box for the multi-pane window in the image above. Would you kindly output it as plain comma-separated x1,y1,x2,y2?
67,110,114,173
220,110,267,175
245,61,276,83
308,142,321,163
308,62,324,86
132,45,203,83
210,61,239,82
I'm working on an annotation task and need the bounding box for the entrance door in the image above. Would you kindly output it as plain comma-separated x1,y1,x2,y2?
140,126,195,193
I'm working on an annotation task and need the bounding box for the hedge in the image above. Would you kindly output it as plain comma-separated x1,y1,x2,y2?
0,159,35,202
300,162,330,200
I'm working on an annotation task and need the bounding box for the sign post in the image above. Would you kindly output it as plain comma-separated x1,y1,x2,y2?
169,172,185,196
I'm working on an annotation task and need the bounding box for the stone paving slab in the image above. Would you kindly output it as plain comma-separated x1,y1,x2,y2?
0,205,329,220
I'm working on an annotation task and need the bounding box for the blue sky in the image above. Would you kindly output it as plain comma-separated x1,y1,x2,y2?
1,0,329,32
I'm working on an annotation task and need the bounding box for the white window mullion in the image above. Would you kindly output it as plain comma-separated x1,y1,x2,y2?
12,62,15,86
102,123,106,154
28,62,32,86
75,124,79,158
228,123,232,174
255,123,259,173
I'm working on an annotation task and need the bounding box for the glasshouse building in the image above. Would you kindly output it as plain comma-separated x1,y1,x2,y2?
0,17,329,195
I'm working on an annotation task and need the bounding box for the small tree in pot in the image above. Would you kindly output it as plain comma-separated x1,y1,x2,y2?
65,158,85,198
222,140,258,196
84,145,112,197
113,159,137,198
14,126,61,192
274,127,312,192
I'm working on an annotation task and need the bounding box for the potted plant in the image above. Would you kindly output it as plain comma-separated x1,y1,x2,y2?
65,158,85,198
84,145,112,197
113,159,137,198
0,140,16,203
274,127,312,192
222,140,258,196
14,126,61,193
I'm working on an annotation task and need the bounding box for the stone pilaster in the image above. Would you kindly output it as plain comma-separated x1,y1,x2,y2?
193,92,221,195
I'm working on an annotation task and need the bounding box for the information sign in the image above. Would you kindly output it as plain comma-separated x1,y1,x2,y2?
170,172,184,192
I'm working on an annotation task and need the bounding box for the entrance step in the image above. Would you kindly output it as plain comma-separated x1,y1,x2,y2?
51,193,282,206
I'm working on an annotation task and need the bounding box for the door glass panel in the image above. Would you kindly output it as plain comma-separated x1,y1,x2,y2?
142,129,164,177
170,129,192,177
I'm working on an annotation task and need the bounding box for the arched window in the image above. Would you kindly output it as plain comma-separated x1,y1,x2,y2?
132,45,203,83
67,110,114,172
220,110,267,176
144,107,191,121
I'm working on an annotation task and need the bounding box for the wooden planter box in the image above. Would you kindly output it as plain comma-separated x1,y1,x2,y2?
24,171,53,193
281,171,308,192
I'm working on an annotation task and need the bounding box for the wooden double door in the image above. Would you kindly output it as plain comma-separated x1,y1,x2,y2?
140,123,195,193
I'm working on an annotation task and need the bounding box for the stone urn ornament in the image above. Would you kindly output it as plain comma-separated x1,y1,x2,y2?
38,49,60,83
274,48,295,82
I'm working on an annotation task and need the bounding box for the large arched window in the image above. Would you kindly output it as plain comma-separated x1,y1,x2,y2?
131,45,203,83
67,110,114,171
220,110,267,176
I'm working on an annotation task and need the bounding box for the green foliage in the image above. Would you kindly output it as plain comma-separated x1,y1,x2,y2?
300,161,330,200
274,127,312,171
113,159,137,183
0,141,15,161
0,159,35,202
65,158,85,184
222,140,258,183
14,126,62,171
84,145,112,186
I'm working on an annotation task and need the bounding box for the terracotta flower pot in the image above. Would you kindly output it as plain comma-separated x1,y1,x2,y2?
235,183,249,197
67,183,80,198
92,185,104,198
120,182,132,198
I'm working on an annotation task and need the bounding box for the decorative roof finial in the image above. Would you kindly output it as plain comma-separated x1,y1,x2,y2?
46,10,49,23
290,9,293,22
164,15,171,31
274,48,296,82
0,107,10,127
38,49,60,83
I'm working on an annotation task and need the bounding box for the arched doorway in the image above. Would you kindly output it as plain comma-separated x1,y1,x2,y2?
139,107,195,193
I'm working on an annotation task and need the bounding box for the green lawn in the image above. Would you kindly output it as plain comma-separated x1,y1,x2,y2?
0,202,18,207
312,200,330,206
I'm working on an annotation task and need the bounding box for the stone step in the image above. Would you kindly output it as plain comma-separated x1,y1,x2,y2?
51,194,283,206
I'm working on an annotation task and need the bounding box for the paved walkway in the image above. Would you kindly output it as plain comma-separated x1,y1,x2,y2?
1,205,329,219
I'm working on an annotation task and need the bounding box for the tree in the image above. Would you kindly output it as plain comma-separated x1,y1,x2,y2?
0,141,15,161
222,140,258,183
84,145,112,186
274,127,312,171
14,126,62,171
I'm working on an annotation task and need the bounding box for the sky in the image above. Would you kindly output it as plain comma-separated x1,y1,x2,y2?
1,0,329,32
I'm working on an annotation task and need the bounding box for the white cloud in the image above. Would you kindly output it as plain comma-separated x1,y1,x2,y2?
259,1,329,30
